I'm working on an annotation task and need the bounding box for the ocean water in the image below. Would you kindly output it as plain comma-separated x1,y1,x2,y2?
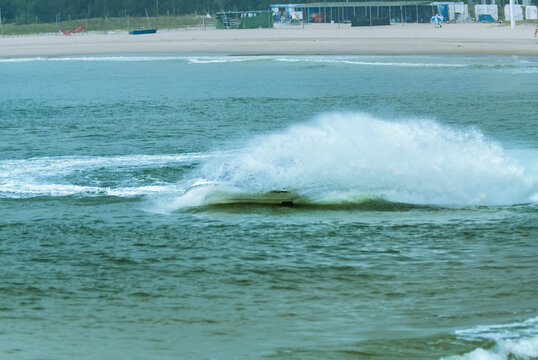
0,54,537,360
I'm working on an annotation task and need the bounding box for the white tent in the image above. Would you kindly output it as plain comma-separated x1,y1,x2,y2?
475,4,498,20
525,5,538,19
504,4,524,20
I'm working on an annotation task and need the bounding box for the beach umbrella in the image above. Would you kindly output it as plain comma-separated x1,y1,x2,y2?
430,14,444,25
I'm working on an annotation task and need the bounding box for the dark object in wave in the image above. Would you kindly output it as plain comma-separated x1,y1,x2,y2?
129,29,157,35
185,180,298,206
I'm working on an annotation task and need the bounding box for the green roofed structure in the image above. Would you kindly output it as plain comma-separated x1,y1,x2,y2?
216,11,274,29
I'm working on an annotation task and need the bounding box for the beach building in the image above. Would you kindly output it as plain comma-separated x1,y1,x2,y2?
526,5,538,19
474,4,499,20
271,2,446,24
216,10,273,29
270,4,305,23
433,2,470,21
269,1,537,24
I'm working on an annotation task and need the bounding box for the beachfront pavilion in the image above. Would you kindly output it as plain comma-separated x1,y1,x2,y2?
272,1,438,24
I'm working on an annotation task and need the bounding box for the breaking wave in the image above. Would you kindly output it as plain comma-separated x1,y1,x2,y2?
169,113,536,209
441,317,538,360
1,114,536,207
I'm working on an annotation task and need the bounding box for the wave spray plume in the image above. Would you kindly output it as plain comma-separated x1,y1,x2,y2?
178,113,536,208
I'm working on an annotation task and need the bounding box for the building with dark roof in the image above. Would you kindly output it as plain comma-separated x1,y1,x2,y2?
271,2,446,24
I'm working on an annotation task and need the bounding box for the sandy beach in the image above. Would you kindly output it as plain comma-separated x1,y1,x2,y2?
1,22,537,57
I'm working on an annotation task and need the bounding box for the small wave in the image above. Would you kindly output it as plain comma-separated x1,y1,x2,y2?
441,317,538,360
0,55,192,63
274,56,467,68
509,67,538,75
47,56,190,62
187,57,258,64
273,56,537,70
2,55,535,73
0,57,47,63
319,59,466,68
0,55,265,64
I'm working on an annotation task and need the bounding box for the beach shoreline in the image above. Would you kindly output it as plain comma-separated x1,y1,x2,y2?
1,23,537,58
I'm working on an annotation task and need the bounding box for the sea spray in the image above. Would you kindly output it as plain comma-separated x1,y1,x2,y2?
0,115,534,205
179,113,536,207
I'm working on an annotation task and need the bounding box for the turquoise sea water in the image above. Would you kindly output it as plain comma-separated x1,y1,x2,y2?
0,55,537,359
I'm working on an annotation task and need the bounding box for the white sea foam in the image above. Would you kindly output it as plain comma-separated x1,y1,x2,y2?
303,58,466,68
0,153,204,176
274,56,537,70
0,55,262,64
187,57,257,64
0,57,47,63
274,56,467,67
441,317,538,360
0,153,204,198
0,55,192,63
172,113,536,208
508,67,538,74
0,183,185,198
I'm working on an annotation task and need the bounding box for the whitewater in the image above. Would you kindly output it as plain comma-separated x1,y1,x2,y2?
2,113,535,208
178,113,537,208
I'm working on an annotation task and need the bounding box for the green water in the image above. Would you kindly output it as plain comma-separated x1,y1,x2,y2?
0,55,537,359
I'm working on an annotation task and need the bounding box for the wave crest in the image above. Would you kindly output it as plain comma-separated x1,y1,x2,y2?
442,317,538,360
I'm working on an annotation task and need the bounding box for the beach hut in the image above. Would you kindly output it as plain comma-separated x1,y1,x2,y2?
524,5,538,20
474,4,499,21
504,4,524,21
216,11,274,29
270,4,304,23
432,1,468,22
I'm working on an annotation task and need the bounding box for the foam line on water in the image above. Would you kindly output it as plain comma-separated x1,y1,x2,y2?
0,153,205,177
0,55,266,64
275,57,467,68
0,183,185,198
441,317,538,360
187,57,259,64
275,56,537,70
2,55,535,72
0,56,192,63
171,113,536,208
0,153,205,198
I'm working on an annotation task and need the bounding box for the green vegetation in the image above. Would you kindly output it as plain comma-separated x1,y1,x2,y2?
0,1,274,25
0,14,214,36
